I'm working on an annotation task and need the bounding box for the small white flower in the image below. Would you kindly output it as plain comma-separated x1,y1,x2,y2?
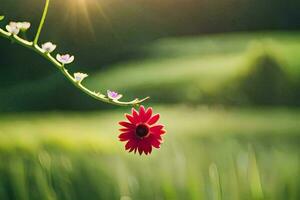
74,72,88,83
42,42,57,53
17,22,31,31
6,22,20,35
107,90,123,100
56,54,74,64
8,22,18,27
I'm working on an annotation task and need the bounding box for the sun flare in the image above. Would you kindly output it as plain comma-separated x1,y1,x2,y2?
61,0,112,36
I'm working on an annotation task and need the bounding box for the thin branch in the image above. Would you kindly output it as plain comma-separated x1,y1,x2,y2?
34,0,50,45
0,28,149,106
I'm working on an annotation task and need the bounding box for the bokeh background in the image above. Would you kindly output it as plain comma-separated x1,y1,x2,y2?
0,0,300,199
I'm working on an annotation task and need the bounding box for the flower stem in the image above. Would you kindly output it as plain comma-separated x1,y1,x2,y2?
0,0,149,107
33,0,50,45
0,28,149,107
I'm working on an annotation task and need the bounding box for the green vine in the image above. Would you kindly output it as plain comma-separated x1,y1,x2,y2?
0,2,149,107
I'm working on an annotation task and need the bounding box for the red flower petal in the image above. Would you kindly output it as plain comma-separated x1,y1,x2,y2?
138,145,143,155
149,146,152,154
119,121,135,129
152,139,161,148
152,134,163,141
158,129,166,135
139,106,146,121
125,114,136,124
142,107,153,123
119,132,134,141
145,144,152,155
149,134,161,148
125,140,137,150
119,121,135,128
129,146,137,152
150,125,164,133
148,114,160,125
119,128,133,132
145,143,152,154
120,137,129,142
132,108,140,123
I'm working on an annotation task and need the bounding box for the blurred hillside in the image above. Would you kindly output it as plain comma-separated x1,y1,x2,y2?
85,32,300,107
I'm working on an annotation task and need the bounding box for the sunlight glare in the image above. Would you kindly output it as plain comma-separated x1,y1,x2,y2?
63,0,111,37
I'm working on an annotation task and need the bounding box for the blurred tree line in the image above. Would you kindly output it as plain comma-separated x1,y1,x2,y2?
0,0,299,111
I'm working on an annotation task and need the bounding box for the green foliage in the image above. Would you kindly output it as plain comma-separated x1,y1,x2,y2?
0,16,4,21
0,107,300,199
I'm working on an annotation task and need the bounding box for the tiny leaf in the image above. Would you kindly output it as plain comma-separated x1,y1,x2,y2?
0,16,4,21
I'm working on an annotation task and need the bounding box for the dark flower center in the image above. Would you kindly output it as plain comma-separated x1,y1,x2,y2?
136,124,149,138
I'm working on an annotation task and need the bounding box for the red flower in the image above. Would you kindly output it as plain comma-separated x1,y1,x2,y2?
118,106,166,155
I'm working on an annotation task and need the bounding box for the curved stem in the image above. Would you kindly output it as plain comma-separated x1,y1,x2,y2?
0,28,149,107
34,0,50,45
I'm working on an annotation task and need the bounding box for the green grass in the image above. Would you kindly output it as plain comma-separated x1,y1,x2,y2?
0,106,299,200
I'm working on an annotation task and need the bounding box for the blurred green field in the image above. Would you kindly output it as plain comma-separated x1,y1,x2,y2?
0,106,299,200
87,32,300,106
1,31,300,199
